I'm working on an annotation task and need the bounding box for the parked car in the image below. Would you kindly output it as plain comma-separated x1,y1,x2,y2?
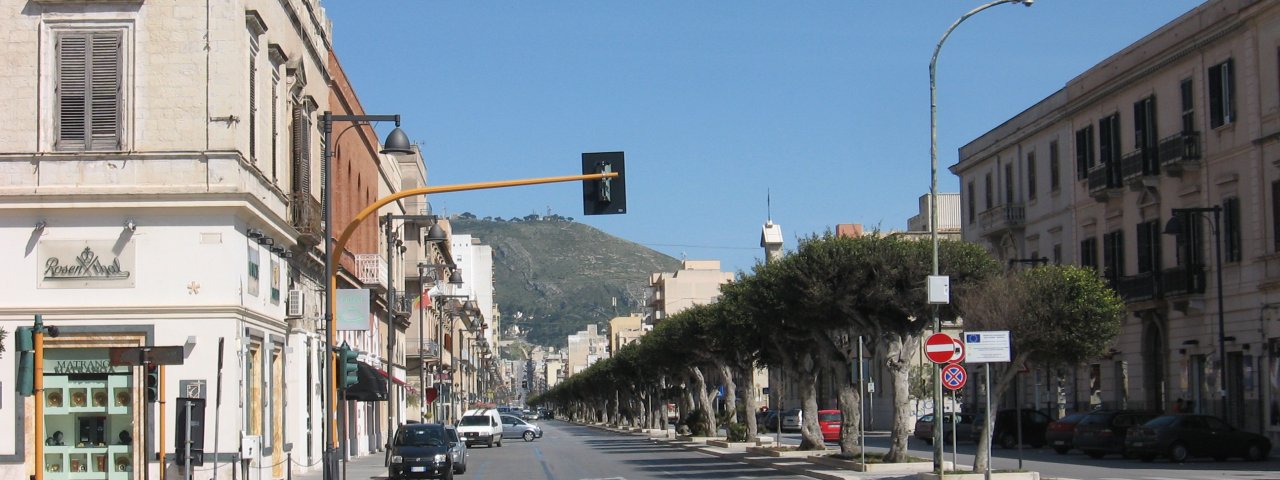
457,409,504,448
1125,414,1272,462
443,424,467,474
971,409,1051,448
386,423,454,480
780,408,803,432
913,413,977,445
757,410,780,432
501,414,544,441
818,410,842,442
1045,412,1091,454
1072,410,1160,458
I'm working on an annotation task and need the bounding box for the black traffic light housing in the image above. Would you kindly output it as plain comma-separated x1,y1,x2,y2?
145,365,159,403
582,151,626,215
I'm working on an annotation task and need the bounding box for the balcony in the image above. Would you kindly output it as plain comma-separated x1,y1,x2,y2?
1120,150,1145,185
1087,164,1122,201
1158,132,1201,176
977,203,1025,238
390,288,414,318
1161,264,1206,297
355,253,388,289
406,340,441,360
1113,272,1158,302
290,192,323,247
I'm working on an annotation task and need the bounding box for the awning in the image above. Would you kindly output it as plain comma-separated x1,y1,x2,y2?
344,363,388,402
374,367,415,394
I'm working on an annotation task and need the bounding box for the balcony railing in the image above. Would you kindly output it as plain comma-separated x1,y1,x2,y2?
1087,164,1122,200
977,203,1025,237
355,253,388,288
406,340,441,359
390,288,414,318
1120,150,1145,185
1161,264,1207,297
290,191,322,247
1158,131,1201,175
1114,272,1158,302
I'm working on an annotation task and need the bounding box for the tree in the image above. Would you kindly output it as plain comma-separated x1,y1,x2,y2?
957,265,1124,471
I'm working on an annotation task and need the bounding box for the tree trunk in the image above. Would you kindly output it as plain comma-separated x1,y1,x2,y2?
720,363,739,425
689,366,717,436
882,332,919,463
828,360,862,456
743,363,759,440
797,357,825,450
973,353,1028,472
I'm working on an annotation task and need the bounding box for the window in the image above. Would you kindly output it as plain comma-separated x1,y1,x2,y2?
1052,244,1062,264
1081,237,1098,271
1180,78,1195,133
291,103,312,195
1224,196,1242,262
1103,230,1124,281
1133,96,1158,175
1136,220,1162,274
271,70,280,183
1174,212,1205,267
1209,59,1235,128
1049,141,1060,192
1099,114,1122,186
1075,126,1095,180
1026,151,1037,200
247,343,262,437
55,31,123,151
984,173,993,211
967,181,975,225
1004,163,1014,204
248,40,259,164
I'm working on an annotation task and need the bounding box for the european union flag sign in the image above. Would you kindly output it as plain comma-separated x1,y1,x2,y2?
966,334,980,343
963,330,1010,363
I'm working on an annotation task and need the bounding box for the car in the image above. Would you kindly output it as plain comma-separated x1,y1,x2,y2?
501,414,544,441
386,423,454,480
1072,410,1160,458
442,424,467,474
818,410,842,442
1125,414,1272,463
1045,412,1090,454
457,409,504,448
757,410,780,432
971,409,1050,449
780,408,803,432
913,413,977,445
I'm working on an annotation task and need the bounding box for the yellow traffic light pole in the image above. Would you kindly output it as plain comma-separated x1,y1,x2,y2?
34,325,44,480
325,171,617,448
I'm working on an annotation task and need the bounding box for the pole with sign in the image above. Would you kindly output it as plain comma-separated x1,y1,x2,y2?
963,331,1010,480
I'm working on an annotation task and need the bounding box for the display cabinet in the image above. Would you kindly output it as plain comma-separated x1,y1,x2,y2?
41,373,135,480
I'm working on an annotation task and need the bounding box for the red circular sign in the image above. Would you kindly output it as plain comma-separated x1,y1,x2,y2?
926,333,963,364
942,363,968,390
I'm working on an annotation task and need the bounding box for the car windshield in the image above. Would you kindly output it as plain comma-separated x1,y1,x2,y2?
819,412,841,422
1143,416,1178,428
396,428,445,447
460,415,490,426
445,428,459,442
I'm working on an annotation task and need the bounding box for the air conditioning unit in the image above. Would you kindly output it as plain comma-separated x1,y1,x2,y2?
287,290,305,318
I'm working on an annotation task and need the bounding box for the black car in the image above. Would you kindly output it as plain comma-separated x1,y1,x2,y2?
387,423,454,480
757,410,780,432
1125,414,1271,463
1072,410,1160,458
971,409,1051,449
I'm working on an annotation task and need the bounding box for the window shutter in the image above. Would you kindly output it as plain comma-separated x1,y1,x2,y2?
1209,63,1224,127
291,104,310,195
1137,223,1151,274
249,55,257,162
56,33,88,150
89,32,122,150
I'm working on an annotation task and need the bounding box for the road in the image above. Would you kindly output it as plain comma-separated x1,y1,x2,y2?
766,430,1279,480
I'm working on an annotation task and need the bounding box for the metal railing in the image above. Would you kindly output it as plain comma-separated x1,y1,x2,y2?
289,192,322,246
354,254,387,287
1161,264,1207,297
1159,131,1201,174
406,340,440,359
1120,149,1145,184
977,203,1025,236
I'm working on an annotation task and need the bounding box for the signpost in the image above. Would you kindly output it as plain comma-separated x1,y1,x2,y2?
941,363,967,390
925,333,965,364
963,331,1011,480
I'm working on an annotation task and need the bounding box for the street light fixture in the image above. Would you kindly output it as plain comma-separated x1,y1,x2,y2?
320,112,412,480
1163,206,1227,422
927,0,1032,470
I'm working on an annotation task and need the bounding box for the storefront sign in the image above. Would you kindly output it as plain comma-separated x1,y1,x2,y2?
39,240,135,288
48,359,127,375
337,289,371,331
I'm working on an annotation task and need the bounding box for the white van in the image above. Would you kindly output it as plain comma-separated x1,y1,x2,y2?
457,408,504,448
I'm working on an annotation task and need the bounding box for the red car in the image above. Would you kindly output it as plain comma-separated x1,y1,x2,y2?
818,410,842,442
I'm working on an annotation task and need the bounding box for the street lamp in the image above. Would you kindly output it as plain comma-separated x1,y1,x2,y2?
320,112,412,480
1163,206,1227,422
928,0,1032,469
417,261,451,422
380,215,442,447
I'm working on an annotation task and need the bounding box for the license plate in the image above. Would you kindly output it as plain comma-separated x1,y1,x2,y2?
410,467,426,473
1053,441,1065,445
466,432,477,437
1132,442,1143,447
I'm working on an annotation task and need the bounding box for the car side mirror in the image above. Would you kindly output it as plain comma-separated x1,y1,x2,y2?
448,441,457,448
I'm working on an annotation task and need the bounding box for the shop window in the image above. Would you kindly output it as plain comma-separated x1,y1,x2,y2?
40,348,135,477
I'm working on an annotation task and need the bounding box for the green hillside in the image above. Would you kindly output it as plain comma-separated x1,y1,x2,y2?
449,214,681,348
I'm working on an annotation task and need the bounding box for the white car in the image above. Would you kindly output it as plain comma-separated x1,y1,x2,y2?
457,408,504,448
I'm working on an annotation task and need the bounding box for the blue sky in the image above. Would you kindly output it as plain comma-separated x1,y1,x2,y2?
324,0,1205,274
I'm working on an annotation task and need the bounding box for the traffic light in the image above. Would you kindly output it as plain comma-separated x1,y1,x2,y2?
337,343,360,389
15,327,34,397
145,365,159,403
521,380,528,389
582,152,626,215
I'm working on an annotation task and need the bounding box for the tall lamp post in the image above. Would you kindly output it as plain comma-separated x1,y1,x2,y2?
928,0,1033,469
1163,206,1227,422
380,214,441,446
321,112,413,480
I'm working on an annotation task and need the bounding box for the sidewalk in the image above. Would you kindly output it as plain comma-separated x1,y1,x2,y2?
289,453,386,480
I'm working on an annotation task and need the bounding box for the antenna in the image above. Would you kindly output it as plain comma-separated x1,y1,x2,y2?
767,189,773,222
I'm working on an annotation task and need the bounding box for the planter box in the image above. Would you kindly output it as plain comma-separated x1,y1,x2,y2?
808,455,948,473
675,435,720,444
918,472,1039,480
746,446,832,458
706,440,757,448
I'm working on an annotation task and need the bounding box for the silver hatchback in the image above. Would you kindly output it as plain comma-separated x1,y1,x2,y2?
500,415,543,442
443,424,467,474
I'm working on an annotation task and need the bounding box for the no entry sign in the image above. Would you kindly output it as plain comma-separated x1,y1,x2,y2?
941,363,967,390
925,333,965,364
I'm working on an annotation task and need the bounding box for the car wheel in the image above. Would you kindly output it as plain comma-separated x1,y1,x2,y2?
1000,433,1017,449
524,431,536,442
1053,446,1069,455
1168,442,1189,463
443,467,454,480
486,437,494,448
497,437,503,447
1246,441,1268,461
1085,450,1105,459
455,462,467,474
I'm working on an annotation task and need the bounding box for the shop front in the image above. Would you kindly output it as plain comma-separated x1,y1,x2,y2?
40,346,141,480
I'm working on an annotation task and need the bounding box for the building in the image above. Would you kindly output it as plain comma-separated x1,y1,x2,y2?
644,260,735,325
566,325,609,376
951,0,1280,442
608,314,646,354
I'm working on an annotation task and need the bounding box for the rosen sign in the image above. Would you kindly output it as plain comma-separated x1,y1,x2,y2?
39,240,136,288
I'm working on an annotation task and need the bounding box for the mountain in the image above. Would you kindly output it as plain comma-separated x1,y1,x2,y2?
449,214,682,348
